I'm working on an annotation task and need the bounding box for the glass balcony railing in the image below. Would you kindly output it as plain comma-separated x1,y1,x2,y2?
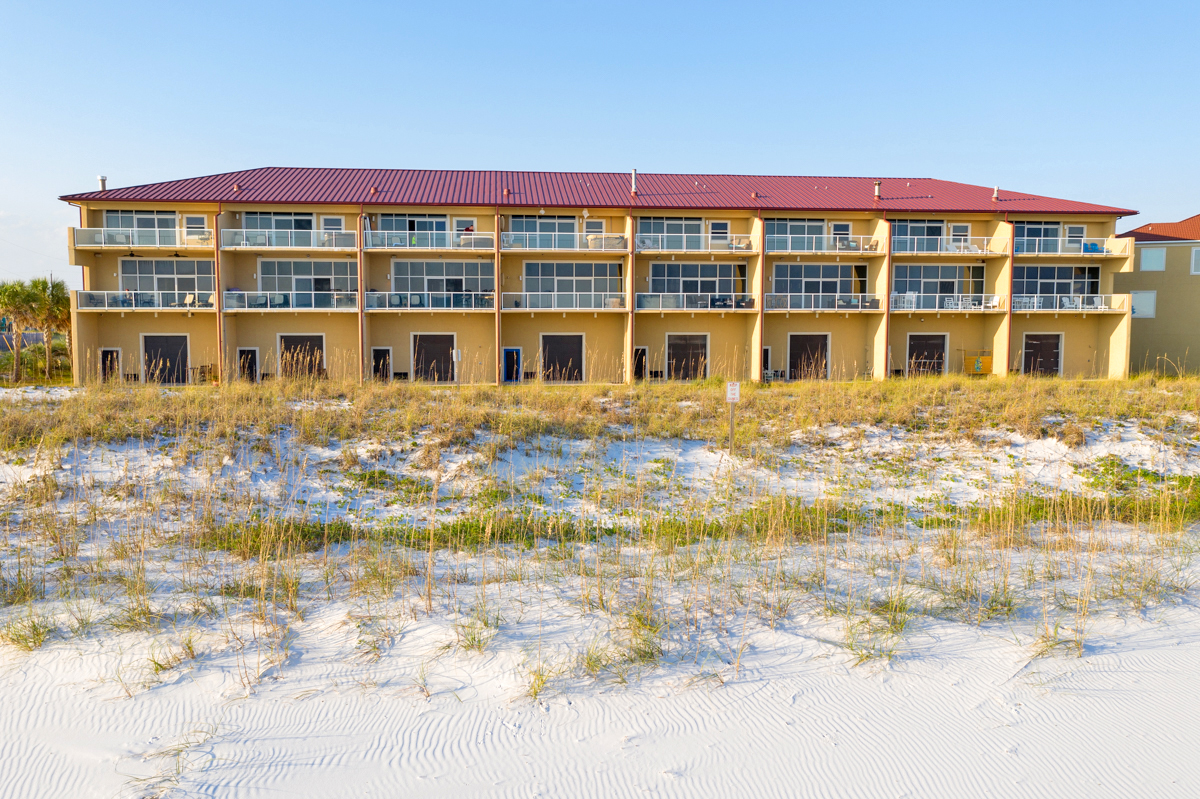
764,235,882,254
765,293,880,311
501,292,626,310
500,232,627,251
76,290,216,310
891,237,1006,255
220,230,357,249
365,231,496,249
1014,238,1128,256
1010,294,1125,311
634,293,755,310
74,228,214,248
365,292,495,309
889,293,1005,311
634,233,754,252
223,291,358,310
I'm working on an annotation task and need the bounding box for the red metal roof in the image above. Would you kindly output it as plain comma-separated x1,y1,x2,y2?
1120,213,1200,242
59,167,1136,216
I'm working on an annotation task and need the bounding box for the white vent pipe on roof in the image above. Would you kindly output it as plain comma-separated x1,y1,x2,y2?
873,180,880,199
98,175,107,191
631,169,637,196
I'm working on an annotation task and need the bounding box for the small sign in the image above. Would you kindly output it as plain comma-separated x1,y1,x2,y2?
726,381,740,403
452,349,463,362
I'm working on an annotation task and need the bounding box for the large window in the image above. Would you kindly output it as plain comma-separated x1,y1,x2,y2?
245,212,313,230
1013,265,1099,296
764,219,824,251
510,216,576,248
650,262,746,295
120,258,214,293
523,262,622,293
637,217,702,249
105,210,175,229
773,263,865,295
393,261,494,293
1014,221,1061,253
893,264,983,296
260,261,357,293
892,220,944,252
380,214,447,233
1139,248,1166,271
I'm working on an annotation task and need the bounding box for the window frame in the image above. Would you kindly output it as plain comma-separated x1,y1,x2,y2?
1130,290,1157,319
1140,247,1166,271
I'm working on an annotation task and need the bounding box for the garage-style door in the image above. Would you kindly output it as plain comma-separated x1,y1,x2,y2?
413,334,454,382
1023,334,1061,376
666,334,707,380
143,336,188,384
542,335,583,382
788,334,829,380
279,335,325,377
907,334,946,376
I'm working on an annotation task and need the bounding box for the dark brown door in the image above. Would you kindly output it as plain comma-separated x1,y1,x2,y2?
542,335,583,381
666,334,707,380
237,348,258,381
413,335,454,382
371,348,391,380
279,335,324,377
907,335,946,376
143,336,188,384
788,334,828,380
1023,334,1061,376
633,347,647,380
503,348,522,383
100,349,120,382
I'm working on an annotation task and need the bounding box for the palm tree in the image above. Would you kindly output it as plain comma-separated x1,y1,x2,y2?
0,281,35,382
29,277,70,381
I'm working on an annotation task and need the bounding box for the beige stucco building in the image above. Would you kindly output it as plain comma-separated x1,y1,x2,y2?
60,169,1137,385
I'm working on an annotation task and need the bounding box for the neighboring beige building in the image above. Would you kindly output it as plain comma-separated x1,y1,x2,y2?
1116,214,1200,374
60,169,1137,385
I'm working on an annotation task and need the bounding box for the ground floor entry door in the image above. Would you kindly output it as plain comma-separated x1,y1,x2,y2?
279,335,324,378
143,336,188,384
666,334,707,380
503,348,522,383
1023,334,1061,376
100,349,120,382
372,348,391,381
542,335,584,381
788,334,828,380
413,334,454,382
907,334,946,376
633,347,647,380
237,348,258,381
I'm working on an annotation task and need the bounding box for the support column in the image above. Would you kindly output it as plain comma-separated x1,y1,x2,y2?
213,204,226,383
624,211,635,383
994,220,1014,376
494,209,503,385
356,208,366,383
750,212,765,382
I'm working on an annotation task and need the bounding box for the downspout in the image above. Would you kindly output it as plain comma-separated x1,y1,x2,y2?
494,205,502,385
881,209,892,379
214,201,224,384
357,202,366,383
1005,210,1014,374
756,206,764,382
69,202,84,289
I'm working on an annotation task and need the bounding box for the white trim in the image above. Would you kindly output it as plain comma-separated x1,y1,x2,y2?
948,222,972,241
1132,239,1200,246
319,215,344,231
664,331,710,380
1020,332,1064,377
583,218,606,235
139,333,191,385
1130,291,1157,319
276,333,326,374
371,346,394,381
538,332,586,383
236,347,260,381
99,347,121,382
1139,247,1167,271
453,217,478,234
409,332,457,383
903,332,948,377
1192,248,1200,275
502,346,523,383
786,332,832,380
519,258,625,292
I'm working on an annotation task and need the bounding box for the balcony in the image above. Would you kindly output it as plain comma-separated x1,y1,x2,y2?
635,293,755,310
500,232,627,252
765,293,881,311
502,292,626,310
1011,294,1126,312
220,229,357,250
74,228,214,248
223,291,358,310
889,293,1006,312
1014,238,1129,256
634,233,754,253
365,230,496,250
891,237,1007,255
765,235,882,254
76,290,216,310
365,292,494,310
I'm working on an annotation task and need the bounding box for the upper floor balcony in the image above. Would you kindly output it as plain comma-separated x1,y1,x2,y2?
765,293,881,311
765,234,882,254
76,290,216,311
634,293,755,311
1013,238,1130,257
223,291,358,310
501,232,627,252
891,237,1007,256
634,232,754,253
890,293,1006,312
220,229,357,250
366,230,496,250
366,291,495,310
73,228,214,249
502,292,626,311
1011,294,1127,312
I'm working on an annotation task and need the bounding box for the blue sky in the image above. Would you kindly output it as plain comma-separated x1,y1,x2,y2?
1,0,1196,286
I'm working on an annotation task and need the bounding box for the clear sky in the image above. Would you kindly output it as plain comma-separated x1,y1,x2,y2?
1,0,1196,287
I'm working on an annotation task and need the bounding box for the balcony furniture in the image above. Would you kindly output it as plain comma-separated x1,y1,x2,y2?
248,294,267,309
458,233,494,249
893,293,918,311
730,236,753,251
268,293,288,308
1012,296,1038,311
984,295,1002,310
587,234,624,250
1083,296,1107,310
123,373,139,382
1060,296,1082,310
836,296,860,310
605,297,623,309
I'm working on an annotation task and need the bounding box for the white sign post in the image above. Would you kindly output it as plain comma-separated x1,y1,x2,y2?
726,382,740,454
